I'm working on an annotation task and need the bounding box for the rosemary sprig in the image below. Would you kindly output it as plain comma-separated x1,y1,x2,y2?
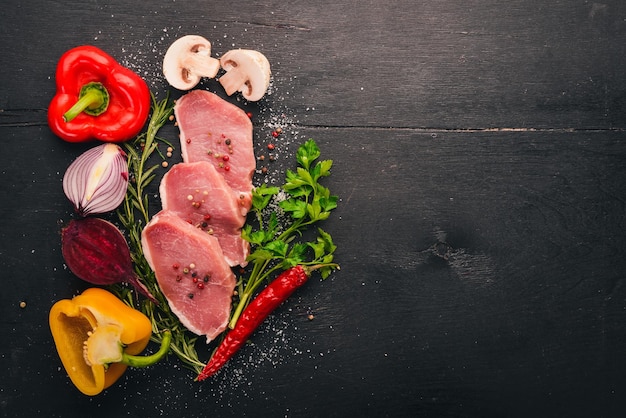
115,94,205,374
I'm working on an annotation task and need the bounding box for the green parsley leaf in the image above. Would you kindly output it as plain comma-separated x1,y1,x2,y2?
280,198,308,219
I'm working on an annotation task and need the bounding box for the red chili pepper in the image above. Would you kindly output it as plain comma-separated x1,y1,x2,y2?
197,265,310,380
47,45,151,143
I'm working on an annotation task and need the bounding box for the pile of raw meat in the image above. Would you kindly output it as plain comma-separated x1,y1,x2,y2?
141,90,255,342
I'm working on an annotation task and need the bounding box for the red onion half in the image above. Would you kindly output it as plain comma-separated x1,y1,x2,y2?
63,143,129,217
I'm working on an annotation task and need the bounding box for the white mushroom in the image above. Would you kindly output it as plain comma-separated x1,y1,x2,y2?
218,49,271,102
163,35,220,90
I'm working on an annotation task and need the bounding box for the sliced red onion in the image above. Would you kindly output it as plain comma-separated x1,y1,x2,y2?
63,143,129,216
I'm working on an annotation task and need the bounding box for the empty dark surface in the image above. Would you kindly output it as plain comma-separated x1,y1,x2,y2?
2,1,626,417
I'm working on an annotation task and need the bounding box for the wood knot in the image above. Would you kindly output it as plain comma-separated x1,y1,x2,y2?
432,242,453,260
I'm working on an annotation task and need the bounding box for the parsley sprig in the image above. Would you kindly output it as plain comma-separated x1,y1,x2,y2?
230,139,339,328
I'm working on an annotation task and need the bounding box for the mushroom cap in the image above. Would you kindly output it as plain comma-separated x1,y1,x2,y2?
163,35,220,91
219,49,271,101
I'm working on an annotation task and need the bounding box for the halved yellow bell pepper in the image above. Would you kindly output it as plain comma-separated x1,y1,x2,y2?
49,288,170,396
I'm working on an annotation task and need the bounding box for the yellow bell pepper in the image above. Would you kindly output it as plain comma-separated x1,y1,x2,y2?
49,288,170,396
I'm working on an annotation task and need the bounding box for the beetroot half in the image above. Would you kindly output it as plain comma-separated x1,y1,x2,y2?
61,217,157,303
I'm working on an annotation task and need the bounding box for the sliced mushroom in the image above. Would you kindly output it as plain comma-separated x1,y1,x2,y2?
219,49,271,102
163,35,220,91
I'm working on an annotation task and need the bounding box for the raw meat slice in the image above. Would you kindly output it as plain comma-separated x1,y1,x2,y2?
141,210,236,343
174,89,255,208
160,161,250,267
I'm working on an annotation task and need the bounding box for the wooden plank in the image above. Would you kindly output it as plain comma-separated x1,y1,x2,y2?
2,0,626,416
1,0,625,129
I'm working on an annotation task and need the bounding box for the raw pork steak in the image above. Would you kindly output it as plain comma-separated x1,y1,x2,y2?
141,210,236,342
160,161,250,267
174,90,255,208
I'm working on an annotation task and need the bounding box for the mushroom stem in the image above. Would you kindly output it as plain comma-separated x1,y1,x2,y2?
181,48,220,78
218,68,248,96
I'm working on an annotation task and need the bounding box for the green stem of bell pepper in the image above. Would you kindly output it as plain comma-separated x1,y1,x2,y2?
63,82,110,122
121,330,172,368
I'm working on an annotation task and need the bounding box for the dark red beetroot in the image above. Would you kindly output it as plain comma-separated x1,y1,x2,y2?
61,217,156,302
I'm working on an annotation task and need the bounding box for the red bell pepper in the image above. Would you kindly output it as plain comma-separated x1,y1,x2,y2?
48,45,151,143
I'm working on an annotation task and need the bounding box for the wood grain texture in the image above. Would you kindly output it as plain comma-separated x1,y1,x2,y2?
2,0,626,417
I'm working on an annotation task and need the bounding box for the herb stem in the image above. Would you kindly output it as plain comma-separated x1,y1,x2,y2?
228,258,279,329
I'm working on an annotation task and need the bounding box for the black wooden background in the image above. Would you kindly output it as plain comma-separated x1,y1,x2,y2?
1,1,626,417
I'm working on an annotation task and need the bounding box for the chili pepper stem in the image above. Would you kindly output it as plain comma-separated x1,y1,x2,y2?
121,330,171,368
303,263,340,274
228,292,250,329
63,82,110,122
